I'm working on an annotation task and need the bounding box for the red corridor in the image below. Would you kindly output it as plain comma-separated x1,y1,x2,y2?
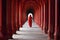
0,0,60,40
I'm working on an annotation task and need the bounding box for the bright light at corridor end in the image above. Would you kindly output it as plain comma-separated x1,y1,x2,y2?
28,13,33,18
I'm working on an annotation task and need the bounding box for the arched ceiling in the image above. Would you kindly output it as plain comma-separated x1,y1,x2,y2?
19,0,42,13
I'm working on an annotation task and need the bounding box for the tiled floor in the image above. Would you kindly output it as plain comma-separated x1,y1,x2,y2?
9,21,48,40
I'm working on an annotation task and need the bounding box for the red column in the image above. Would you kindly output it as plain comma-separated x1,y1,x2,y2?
16,0,19,30
37,6,41,26
48,0,55,39
54,0,60,40
39,5,41,27
11,0,16,34
17,0,19,30
43,0,48,34
6,0,13,39
41,3,44,30
19,2,22,28
40,4,42,29
1,0,8,40
15,0,19,30
0,0,3,39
